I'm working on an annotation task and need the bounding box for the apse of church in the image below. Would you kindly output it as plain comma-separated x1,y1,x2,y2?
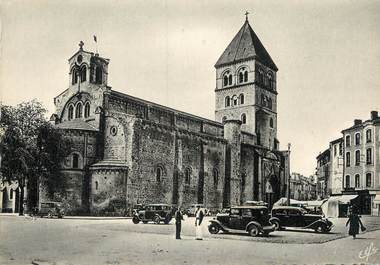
47,18,288,215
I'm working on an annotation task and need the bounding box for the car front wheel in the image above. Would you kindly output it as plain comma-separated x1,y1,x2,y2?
248,225,260,237
132,216,140,224
153,215,161,224
208,224,220,234
270,220,281,231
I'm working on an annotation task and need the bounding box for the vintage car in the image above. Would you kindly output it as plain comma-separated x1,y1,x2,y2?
208,206,276,237
38,202,65,218
270,206,333,233
132,204,173,224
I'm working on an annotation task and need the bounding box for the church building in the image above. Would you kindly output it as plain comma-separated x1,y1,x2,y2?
46,18,289,215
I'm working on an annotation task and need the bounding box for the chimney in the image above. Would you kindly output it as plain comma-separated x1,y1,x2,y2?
371,111,378,120
354,119,362,126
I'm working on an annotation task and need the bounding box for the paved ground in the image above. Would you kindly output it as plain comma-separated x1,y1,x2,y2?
1,215,380,265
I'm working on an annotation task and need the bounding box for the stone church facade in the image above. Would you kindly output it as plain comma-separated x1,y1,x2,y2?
46,19,289,215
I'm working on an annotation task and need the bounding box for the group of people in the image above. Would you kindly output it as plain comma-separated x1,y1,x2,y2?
174,205,204,240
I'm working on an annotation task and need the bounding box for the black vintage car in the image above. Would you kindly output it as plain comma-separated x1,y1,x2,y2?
208,206,276,237
132,204,173,224
270,206,333,233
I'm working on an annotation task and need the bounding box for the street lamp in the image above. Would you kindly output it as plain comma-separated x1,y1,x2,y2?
287,143,291,206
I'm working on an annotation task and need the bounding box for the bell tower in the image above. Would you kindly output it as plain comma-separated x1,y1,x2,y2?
215,16,279,150
52,41,110,130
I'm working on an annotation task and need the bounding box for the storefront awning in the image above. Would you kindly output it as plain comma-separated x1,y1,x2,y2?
338,195,358,203
374,195,380,204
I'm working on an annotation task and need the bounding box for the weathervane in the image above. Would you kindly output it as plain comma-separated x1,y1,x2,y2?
79,41,84,50
245,11,250,22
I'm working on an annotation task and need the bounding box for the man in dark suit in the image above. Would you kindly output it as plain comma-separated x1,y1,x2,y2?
175,206,184,239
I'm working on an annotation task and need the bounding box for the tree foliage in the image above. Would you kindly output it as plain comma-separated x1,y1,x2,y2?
0,100,73,204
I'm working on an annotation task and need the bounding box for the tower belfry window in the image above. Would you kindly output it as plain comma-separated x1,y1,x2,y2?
95,67,103,84
75,102,83,118
68,105,74,120
72,69,78,85
81,66,87,82
223,70,232,87
84,102,90,118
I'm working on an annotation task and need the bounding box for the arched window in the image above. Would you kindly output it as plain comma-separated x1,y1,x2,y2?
268,72,274,89
366,129,372,143
268,98,272,109
81,66,87,82
239,94,244,105
156,166,164,182
72,68,78,85
239,71,244,83
225,96,230,107
346,152,351,167
223,75,228,87
222,116,227,123
223,71,232,87
75,102,83,118
258,69,264,84
345,175,350,188
68,105,74,121
84,102,91,118
355,133,360,145
366,173,372,187
355,150,360,166
95,67,103,84
261,94,266,107
241,113,246,124
345,135,351,147
185,168,191,185
232,95,238,106
213,168,219,187
72,153,79,169
95,181,99,190
270,118,274,128
238,68,248,84
366,148,372,164
355,174,360,188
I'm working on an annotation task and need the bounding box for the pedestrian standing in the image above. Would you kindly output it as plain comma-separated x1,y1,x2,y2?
346,206,365,239
175,206,184,240
195,206,204,240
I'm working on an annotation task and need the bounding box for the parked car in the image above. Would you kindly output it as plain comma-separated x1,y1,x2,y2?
38,202,65,218
185,204,210,217
270,206,333,233
132,204,173,224
208,206,276,237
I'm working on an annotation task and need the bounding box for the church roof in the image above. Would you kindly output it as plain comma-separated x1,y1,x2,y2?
215,20,278,71
55,119,98,132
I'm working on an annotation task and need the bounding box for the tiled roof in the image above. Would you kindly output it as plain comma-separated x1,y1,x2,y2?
215,20,278,70
55,119,98,131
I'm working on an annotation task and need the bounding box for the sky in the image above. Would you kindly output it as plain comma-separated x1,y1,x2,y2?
1,0,379,176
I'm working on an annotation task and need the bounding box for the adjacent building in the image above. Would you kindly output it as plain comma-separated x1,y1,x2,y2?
316,111,380,215
41,18,289,215
329,138,344,195
342,112,380,215
290,173,316,201
316,149,331,199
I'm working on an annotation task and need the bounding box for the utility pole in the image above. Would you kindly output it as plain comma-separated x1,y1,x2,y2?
287,143,291,206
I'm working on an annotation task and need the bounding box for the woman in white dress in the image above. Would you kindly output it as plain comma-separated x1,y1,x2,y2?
195,206,204,240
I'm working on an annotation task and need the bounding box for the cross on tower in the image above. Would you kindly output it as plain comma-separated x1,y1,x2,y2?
245,11,250,21
79,41,84,50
